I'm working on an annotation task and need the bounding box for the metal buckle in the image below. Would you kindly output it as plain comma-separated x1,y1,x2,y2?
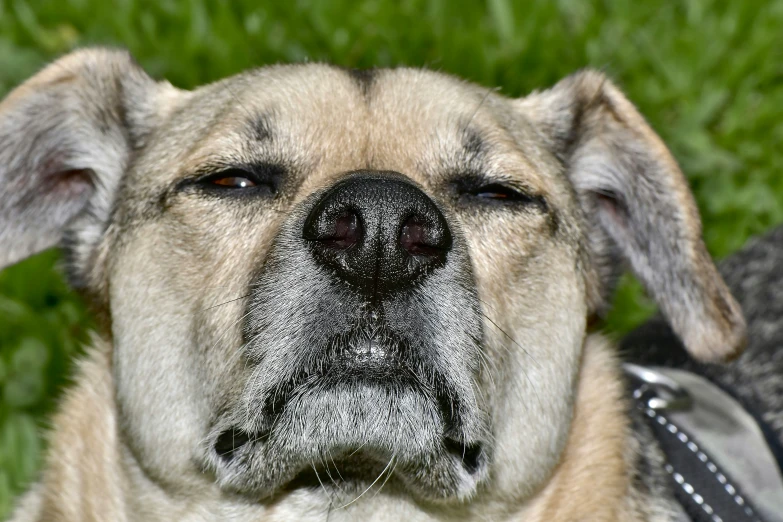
623,363,693,411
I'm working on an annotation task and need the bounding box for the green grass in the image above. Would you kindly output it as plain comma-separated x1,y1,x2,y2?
1,0,782,517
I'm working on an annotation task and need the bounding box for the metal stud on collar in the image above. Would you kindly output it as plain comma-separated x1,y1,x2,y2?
624,363,692,411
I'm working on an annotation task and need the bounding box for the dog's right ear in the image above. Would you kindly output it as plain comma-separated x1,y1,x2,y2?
0,48,185,272
515,71,745,363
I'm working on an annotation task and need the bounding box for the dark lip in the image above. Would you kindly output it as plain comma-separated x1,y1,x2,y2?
280,451,397,493
262,354,425,418
212,331,477,469
212,374,485,483
258,327,464,435
214,429,487,491
278,442,485,493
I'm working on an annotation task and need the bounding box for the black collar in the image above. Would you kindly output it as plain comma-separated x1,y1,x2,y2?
625,364,783,522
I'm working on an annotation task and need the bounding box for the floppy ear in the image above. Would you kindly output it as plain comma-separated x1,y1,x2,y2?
516,70,746,363
0,48,183,279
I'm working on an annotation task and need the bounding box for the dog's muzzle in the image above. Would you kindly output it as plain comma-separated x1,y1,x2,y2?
204,172,489,500
303,172,453,295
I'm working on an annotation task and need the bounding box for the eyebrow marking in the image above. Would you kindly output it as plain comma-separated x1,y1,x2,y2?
344,67,376,97
461,126,485,159
445,124,488,176
250,113,273,142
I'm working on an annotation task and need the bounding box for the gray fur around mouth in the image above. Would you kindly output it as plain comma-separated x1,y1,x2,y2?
205,324,488,499
206,377,489,500
254,325,467,435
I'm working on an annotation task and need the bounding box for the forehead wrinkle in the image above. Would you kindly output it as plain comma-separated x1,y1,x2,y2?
123,65,376,220
176,112,276,174
248,111,274,143
449,86,556,192
246,68,372,195
193,109,278,169
190,80,367,174
425,122,486,180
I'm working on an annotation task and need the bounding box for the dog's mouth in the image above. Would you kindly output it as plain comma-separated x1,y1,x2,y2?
213,428,486,493
206,325,489,500
258,331,462,430
281,440,486,493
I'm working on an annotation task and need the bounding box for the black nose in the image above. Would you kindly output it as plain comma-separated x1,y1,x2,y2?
303,172,452,296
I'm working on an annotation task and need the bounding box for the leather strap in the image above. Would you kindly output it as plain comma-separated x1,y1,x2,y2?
625,364,783,522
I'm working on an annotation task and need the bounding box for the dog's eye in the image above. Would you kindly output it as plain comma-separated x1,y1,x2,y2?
471,184,527,201
455,179,546,211
184,164,285,198
210,174,257,189
205,169,259,189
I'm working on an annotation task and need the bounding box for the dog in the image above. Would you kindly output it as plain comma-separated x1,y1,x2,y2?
0,48,762,521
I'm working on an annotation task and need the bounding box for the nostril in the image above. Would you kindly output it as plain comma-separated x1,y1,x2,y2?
400,216,446,258
319,211,362,250
444,438,484,475
214,428,252,463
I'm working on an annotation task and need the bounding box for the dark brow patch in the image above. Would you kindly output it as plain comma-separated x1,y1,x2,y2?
461,126,485,159
417,123,488,181
344,67,376,97
442,124,487,176
250,113,273,142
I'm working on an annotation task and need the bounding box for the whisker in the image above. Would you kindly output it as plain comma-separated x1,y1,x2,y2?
474,344,498,391
223,80,256,124
347,438,370,458
320,452,344,493
338,455,395,509
476,296,501,315
311,459,335,508
468,375,488,408
478,306,539,367
371,455,398,498
477,307,543,412
220,311,256,367
328,448,346,483
201,293,253,312
466,86,500,127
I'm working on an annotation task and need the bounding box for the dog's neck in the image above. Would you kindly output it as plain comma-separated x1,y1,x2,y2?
515,335,646,521
15,337,128,519
13,335,651,522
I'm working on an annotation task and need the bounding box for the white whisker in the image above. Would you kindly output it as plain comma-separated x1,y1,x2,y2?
337,455,396,509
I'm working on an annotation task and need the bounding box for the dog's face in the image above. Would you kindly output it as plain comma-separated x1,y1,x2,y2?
0,50,745,506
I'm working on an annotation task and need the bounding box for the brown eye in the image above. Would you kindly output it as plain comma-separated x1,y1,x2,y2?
183,164,284,199
199,168,268,192
211,175,257,188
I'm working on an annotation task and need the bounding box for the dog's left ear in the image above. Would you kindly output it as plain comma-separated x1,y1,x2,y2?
0,48,185,276
516,70,745,363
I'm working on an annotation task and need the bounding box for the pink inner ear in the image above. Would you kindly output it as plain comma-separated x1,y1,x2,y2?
31,166,95,229
0,164,96,270
594,191,629,235
43,168,94,203
55,168,94,191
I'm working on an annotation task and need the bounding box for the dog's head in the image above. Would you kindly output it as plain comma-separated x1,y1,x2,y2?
0,49,745,504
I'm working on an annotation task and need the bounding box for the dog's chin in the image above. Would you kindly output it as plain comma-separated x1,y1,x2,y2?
206,382,488,502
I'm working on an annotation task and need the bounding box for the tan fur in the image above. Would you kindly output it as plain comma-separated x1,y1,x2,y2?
1,49,746,521
520,336,639,522
11,340,125,521
13,335,644,522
